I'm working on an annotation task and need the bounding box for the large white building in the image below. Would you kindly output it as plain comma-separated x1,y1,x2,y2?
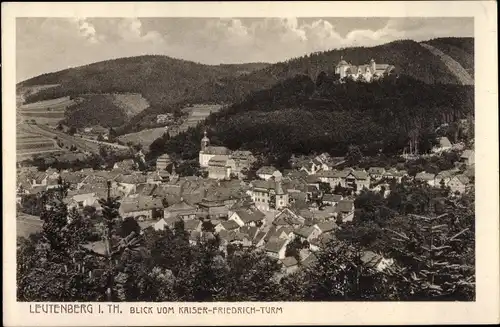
335,57,396,82
198,130,231,168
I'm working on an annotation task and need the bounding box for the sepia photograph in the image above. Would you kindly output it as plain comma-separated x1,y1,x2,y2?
3,1,499,326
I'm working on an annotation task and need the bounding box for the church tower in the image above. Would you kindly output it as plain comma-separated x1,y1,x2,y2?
370,58,376,74
201,130,210,152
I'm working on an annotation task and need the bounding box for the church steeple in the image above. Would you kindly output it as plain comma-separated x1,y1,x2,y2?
201,129,210,152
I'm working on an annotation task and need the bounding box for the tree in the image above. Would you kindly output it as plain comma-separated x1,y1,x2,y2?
346,145,363,166
68,127,77,136
285,237,308,262
56,123,64,131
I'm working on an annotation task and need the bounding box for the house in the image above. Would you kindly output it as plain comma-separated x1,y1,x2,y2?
184,219,202,232
65,191,99,210
448,174,470,194
256,166,282,180
114,174,146,197
309,233,336,252
415,172,436,186
264,237,290,260
432,137,452,153
293,226,321,242
361,251,394,272
280,257,299,274
367,167,386,180
198,200,229,219
219,220,240,232
322,194,343,206
156,154,172,171
460,149,475,166
119,196,164,221
31,172,48,188
163,199,198,221
189,231,216,246
208,156,235,180
434,170,458,187
299,159,323,175
240,226,259,240
253,231,267,248
273,208,305,228
251,179,289,211
199,131,231,168
229,150,256,179
135,183,158,197
153,216,182,231
229,207,266,227
344,170,370,192
334,200,355,223
113,159,137,171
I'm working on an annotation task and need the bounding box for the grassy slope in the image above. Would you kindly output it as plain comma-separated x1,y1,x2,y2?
424,37,474,78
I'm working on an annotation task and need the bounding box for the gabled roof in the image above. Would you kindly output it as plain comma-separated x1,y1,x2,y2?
204,146,231,155
234,207,265,223
165,200,196,212
438,137,452,148
280,257,298,267
349,170,369,180
256,166,278,175
452,174,470,185
361,251,383,269
368,167,386,175
221,220,240,231
294,226,316,238
322,194,343,202
208,155,230,167
315,221,338,233
264,238,288,253
335,200,354,213
240,226,258,239
415,172,436,181
115,174,147,185
135,183,158,196
461,149,474,159
184,219,202,231
253,231,267,245
120,196,163,213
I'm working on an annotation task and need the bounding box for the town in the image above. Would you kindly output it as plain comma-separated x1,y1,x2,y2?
17,128,475,276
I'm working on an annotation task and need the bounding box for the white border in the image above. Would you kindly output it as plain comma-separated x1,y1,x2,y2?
2,1,499,326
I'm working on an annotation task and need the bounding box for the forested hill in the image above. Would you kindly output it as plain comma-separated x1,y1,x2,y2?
18,38,473,133
149,73,474,166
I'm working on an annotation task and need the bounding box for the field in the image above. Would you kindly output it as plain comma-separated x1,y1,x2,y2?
117,127,168,149
179,104,223,132
17,96,75,126
16,124,63,161
111,93,150,117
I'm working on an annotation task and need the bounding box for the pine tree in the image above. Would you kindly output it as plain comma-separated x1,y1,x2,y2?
385,212,475,300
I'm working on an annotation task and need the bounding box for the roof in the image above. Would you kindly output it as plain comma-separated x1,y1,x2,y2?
234,207,265,223
315,221,338,233
184,219,202,231
135,183,158,196
302,253,318,268
281,257,298,267
415,172,436,181
349,170,369,180
273,209,303,226
435,170,456,179
204,146,231,155
368,167,386,175
208,155,230,167
253,231,267,245
361,251,383,269
120,196,163,213
337,59,348,67
165,200,196,212
461,149,474,159
452,174,470,185
157,153,171,160
335,200,354,213
322,194,342,202
264,238,288,253
221,220,240,231
115,174,147,185
80,241,107,257
294,226,316,238
256,166,278,175
438,137,452,148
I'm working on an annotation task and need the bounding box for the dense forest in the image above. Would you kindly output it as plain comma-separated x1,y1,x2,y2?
148,73,474,167
17,179,475,301
18,38,473,133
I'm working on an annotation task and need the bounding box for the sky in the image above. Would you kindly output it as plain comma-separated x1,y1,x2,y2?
16,17,474,82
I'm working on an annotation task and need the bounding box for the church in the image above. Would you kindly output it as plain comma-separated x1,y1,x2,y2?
335,57,396,82
199,131,255,180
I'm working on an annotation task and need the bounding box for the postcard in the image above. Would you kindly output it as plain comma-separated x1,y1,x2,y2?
2,1,499,326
